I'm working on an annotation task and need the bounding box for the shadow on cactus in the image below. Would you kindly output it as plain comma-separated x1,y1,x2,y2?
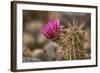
41,17,87,60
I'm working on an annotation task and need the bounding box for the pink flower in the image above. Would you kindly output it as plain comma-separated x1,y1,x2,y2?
41,19,60,39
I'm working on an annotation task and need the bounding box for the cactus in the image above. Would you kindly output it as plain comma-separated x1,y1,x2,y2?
41,18,87,60
54,18,86,60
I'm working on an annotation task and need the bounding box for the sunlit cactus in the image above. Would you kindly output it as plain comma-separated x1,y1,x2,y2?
56,18,86,60
41,18,86,60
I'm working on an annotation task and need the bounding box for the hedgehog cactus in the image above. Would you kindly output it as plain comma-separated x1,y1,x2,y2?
59,18,86,60
41,18,86,60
